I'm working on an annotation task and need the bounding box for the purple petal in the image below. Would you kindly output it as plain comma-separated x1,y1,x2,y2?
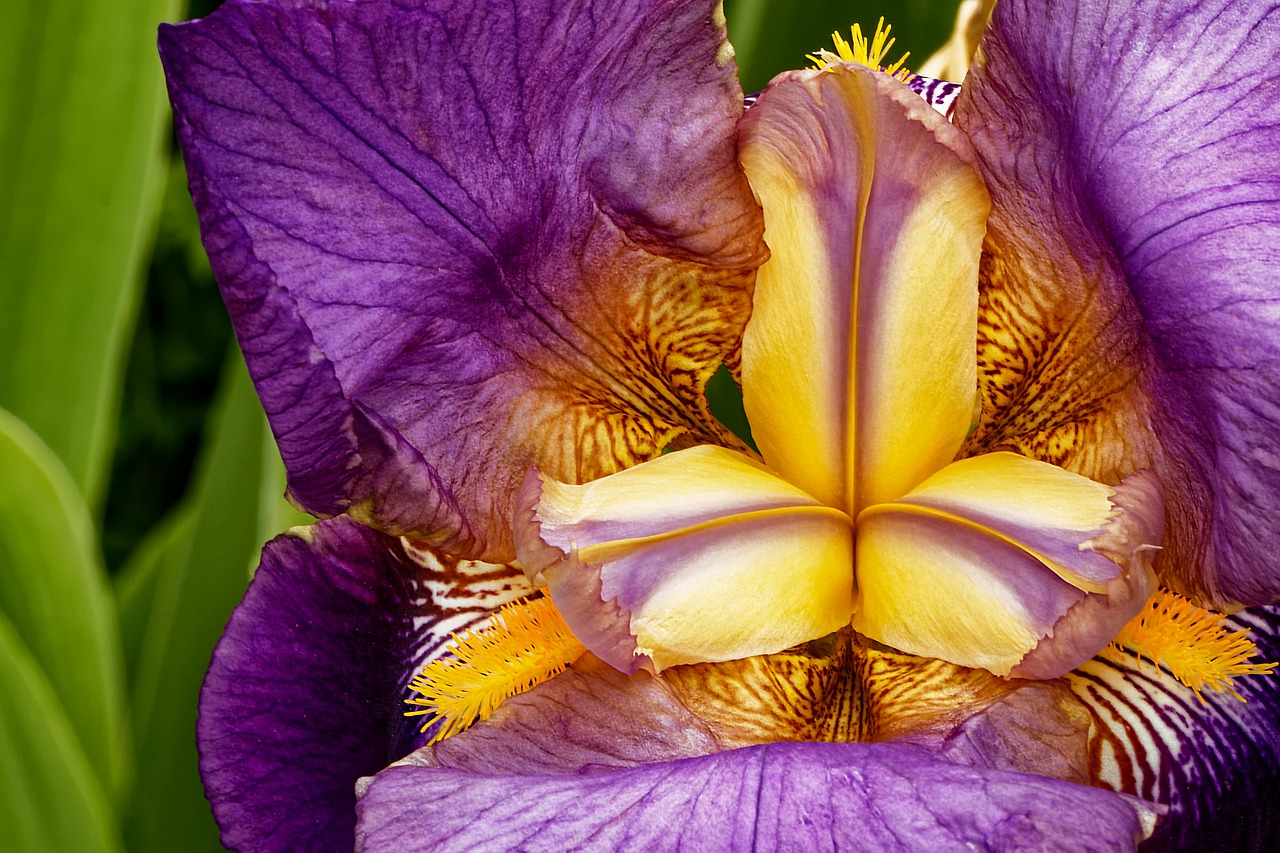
197,518,530,852
932,680,1098,787
355,740,1158,851
409,654,723,775
956,0,1280,606
1066,606,1280,850
159,0,766,560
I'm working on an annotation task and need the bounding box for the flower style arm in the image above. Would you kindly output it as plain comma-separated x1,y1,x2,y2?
853,454,1163,677
738,62,987,514
516,445,855,672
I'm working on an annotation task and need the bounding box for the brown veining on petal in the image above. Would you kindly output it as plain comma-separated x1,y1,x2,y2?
393,537,536,670
959,228,1157,484
503,256,757,495
854,646,1021,743
855,645,1106,790
954,45,1218,604
662,632,870,746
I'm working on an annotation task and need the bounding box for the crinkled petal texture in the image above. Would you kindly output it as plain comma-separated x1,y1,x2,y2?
159,0,766,560
956,0,1280,607
197,517,531,853
738,63,988,515
516,446,854,672
355,740,1158,852
852,453,1163,677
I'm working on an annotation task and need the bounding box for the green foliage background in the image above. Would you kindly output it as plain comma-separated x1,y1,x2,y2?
0,0,960,848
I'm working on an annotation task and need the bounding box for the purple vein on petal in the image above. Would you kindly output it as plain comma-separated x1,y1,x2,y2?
955,0,1280,607
160,0,767,559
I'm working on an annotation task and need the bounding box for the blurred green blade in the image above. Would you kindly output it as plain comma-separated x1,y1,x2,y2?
256,418,315,550
0,0,181,510
0,408,131,802
123,352,280,852
115,505,196,688
0,610,124,853
725,0,960,93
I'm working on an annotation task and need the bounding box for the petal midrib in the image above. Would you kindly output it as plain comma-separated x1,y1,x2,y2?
856,500,1110,594
578,504,854,564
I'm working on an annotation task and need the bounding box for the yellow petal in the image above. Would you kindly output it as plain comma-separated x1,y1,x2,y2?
890,452,1124,591
917,0,995,82
738,63,989,516
526,445,827,563
516,446,854,672
853,507,1084,675
619,509,853,670
852,455,1164,676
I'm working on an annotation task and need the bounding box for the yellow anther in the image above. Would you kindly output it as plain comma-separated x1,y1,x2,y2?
806,17,913,82
405,595,587,743
1103,588,1275,704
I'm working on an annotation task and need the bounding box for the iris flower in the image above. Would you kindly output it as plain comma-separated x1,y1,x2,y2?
159,0,1280,849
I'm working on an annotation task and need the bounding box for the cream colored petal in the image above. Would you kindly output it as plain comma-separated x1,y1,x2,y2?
892,452,1125,592
853,458,1165,676
526,444,826,562
917,0,996,82
853,507,1085,676
615,509,854,670
738,64,988,516
515,446,854,672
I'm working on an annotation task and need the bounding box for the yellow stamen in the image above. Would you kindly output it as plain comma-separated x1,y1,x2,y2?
806,17,913,82
405,595,587,743
1102,588,1275,704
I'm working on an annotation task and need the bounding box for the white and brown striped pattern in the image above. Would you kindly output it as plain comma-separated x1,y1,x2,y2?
1066,607,1280,848
746,73,960,120
396,537,535,707
907,74,962,119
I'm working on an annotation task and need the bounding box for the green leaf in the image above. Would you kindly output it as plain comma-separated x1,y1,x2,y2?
725,0,962,93
0,0,183,510
115,506,195,688
0,408,131,803
705,364,757,451
122,351,281,852
256,420,315,558
0,611,125,853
